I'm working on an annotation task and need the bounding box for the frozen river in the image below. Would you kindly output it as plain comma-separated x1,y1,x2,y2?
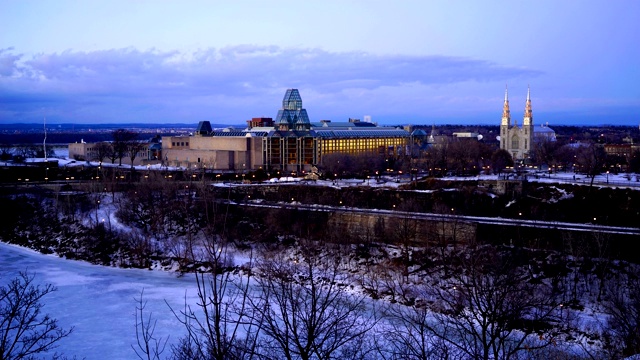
1,242,200,359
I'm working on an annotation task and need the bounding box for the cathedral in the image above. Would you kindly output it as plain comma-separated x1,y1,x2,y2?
500,86,535,160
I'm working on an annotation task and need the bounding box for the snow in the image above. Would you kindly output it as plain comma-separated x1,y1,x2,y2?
1,242,201,360
13,149,640,191
4,152,640,357
2,228,633,358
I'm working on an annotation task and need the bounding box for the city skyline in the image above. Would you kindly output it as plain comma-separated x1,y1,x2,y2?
1,1,639,126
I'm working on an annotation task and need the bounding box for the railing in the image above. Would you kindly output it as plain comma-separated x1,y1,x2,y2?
525,173,640,188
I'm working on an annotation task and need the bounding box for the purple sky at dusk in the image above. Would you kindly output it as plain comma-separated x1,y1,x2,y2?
1,1,639,126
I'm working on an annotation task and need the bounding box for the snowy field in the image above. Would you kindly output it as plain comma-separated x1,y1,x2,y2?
1,242,203,359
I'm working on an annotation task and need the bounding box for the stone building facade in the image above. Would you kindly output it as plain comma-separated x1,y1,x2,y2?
500,86,534,160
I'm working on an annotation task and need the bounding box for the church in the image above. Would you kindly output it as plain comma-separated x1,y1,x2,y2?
499,86,555,160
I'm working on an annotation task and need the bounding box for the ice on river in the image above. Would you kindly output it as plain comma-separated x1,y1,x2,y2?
1,242,200,360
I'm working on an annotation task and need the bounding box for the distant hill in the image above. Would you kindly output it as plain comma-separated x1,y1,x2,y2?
0,123,235,144
0,123,233,131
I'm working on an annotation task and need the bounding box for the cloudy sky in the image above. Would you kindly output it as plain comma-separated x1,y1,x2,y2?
1,1,639,126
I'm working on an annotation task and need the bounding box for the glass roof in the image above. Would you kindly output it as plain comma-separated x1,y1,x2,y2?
282,89,303,110
275,89,311,129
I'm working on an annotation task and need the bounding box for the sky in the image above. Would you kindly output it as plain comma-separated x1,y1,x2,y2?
1,0,639,126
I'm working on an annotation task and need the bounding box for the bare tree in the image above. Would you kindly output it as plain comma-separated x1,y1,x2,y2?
426,136,453,176
132,289,168,360
532,138,558,168
320,152,385,179
0,271,73,360
91,142,113,164
163,179,259,360
630,149,640,174
575,143,606,186
390,200,420,283
0,142,13,162
112,129,139,166
13,145,39,163
601,268,640,358
422,246,562,360
253,247,378,360
378,302,446,360
491,148,514,177
128,141,147,170
167,244,258,360
107,144,118,165
552,144,577,172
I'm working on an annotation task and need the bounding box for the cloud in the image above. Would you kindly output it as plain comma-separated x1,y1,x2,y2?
1,46,542,123
0,48,22,76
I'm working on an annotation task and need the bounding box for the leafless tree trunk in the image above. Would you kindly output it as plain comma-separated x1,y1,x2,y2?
128,141,147,170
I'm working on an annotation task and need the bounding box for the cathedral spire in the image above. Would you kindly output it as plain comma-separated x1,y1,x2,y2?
501,85,511,126
523,85,533,126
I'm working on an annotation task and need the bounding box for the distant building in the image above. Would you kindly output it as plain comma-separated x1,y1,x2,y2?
499,86,555,160
162,89,410,172
68,140,153,166
604,143,640,162
453,132,480,139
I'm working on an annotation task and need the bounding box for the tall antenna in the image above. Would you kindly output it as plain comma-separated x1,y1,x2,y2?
43,117,47,162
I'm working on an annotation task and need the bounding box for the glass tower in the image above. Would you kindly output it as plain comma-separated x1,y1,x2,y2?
274,89,311,131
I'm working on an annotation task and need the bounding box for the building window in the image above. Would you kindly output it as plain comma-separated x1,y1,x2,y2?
511,136,519,149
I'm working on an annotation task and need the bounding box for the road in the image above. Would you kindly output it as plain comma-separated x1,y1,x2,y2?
234,200,640,236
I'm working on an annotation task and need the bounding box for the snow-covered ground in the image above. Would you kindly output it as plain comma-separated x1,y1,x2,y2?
1,242,203,359
13,145,640,190
3,152,639,358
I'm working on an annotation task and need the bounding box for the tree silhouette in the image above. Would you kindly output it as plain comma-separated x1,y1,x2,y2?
0,271,73,360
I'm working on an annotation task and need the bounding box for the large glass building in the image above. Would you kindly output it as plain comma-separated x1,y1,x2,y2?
162,89,411,172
